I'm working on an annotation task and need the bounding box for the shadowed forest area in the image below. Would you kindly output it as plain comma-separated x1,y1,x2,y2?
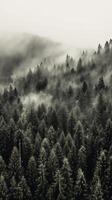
0,39,112,199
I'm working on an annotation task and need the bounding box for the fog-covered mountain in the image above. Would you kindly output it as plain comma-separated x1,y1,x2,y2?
0,33,63,84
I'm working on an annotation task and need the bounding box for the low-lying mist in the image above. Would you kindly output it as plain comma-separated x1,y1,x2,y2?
21,92,52,110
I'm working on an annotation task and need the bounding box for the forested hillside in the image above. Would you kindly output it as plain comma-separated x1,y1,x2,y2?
0,40,112,199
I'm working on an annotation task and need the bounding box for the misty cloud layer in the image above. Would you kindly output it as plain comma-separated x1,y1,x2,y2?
0,33,63,83
21,92,52,109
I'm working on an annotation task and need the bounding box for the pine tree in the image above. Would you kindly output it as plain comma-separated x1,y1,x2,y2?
17,176,32,200
103,156,112,200
22,136,33,168
63,133,74,157
0,155,6,176
67,143,77,179
92,150,107,199
77,58,83,73
74,121,84,151
47,148,59,183
41,138,50,159
79,81,91,111
61,158,73,200
27,107,39,140
74,168,88,200
0,175,8,199
97,77,105,91
104,41,109,54
51,109,58,131
9,176,17,200
82,81,88,93
86,125,98,181
38,119,47,138
66,54,70,70
47,108,58,130
47,126,56,147
34,132,42,163
59,131,65,149
14,129,23,150
51,169,65,200
8,146,22,182
3,88,9,102
27,156,38,196
104,119,112,150
57,104,68,134
96,93,107,128
0,116,13,163
77,146,87,176
37,162,48,200
13,107,20,123
8,118,16,150
73,102,81,121
68,110,76,136
91,177,104,200
37,103,46,120
97,44,102,54
54,143,63,168
67,85,74,98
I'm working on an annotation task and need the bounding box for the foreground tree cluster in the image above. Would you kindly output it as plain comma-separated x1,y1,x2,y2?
0,40,112,199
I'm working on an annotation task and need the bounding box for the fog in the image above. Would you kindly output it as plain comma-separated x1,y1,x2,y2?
0,0,111,83
0,33,64,83
21,92,52,109
0,0,112,49
0,0,111,86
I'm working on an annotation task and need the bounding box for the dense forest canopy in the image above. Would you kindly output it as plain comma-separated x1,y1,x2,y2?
0,39,112,199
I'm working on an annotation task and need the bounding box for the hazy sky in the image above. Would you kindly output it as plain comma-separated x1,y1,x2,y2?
0,0,112,48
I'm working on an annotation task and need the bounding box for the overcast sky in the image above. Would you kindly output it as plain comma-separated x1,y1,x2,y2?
0,0,112,49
